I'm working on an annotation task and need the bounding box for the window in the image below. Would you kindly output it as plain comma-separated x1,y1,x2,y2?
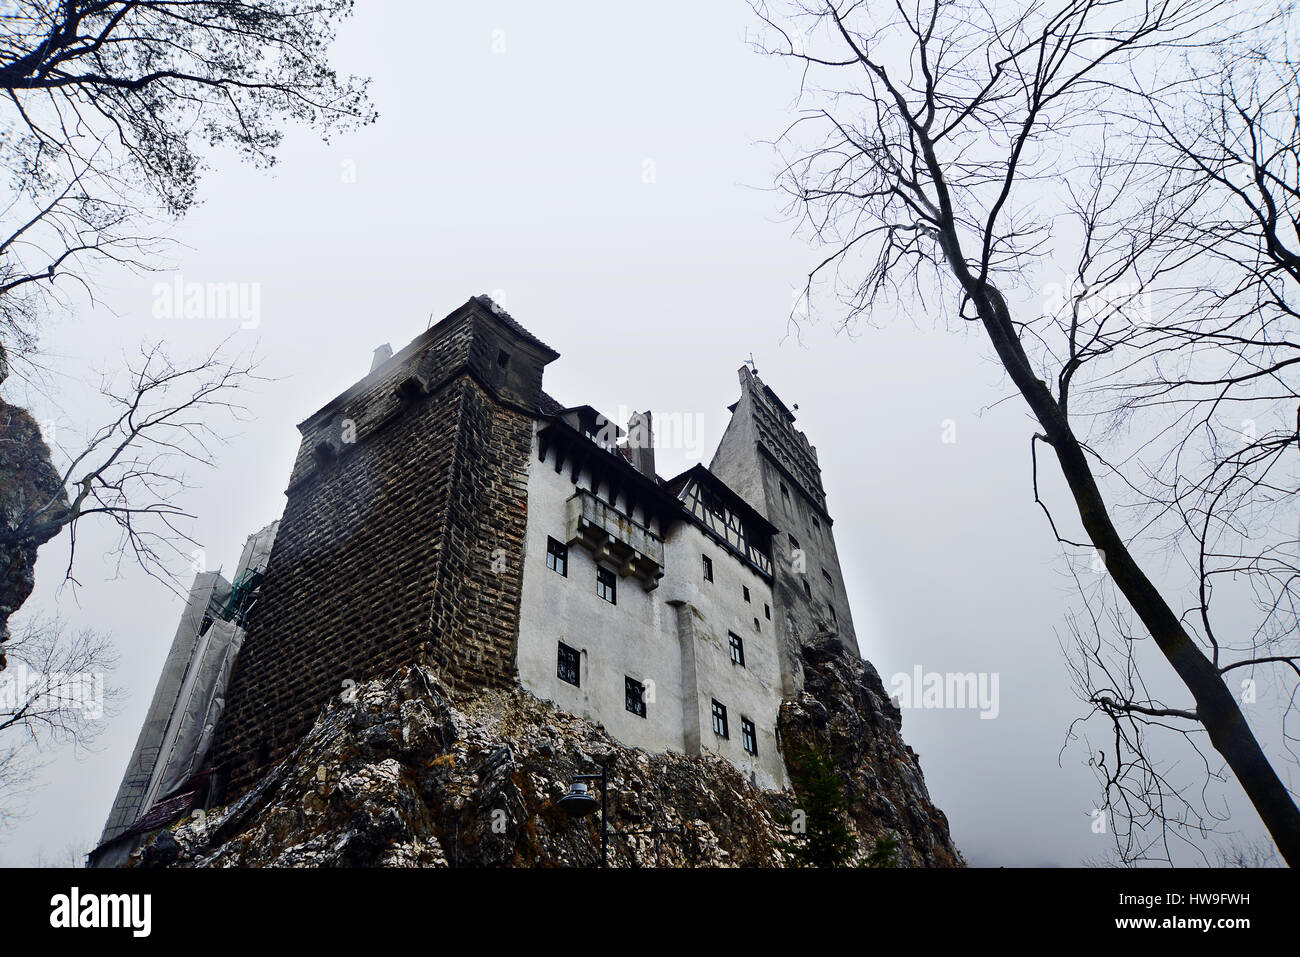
811,515,821,535
803,579,812,599
711,700,729,738
828,603,838,624
729,632,745,666
741,717,757,755
789,535,805,574
822,569,833,588
496,349,510,369
764,603,771,620
780,483,791,515
625,676,646,717
596,566,617,604
702,554,714,582
743,585,751,603
557,643,580,686
754,617,761,631
546,537,568,577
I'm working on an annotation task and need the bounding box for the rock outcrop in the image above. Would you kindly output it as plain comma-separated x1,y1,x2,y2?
137,639,961,867
780,634,961,866
0,400,67,665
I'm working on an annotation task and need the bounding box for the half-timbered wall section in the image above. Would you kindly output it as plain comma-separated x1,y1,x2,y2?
666,464,776,579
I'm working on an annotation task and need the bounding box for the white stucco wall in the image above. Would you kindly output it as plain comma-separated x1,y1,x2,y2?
516,424,788,790
660,527,786,789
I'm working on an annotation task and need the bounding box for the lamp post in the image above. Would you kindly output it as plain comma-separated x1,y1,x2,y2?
558,764,685,868
558,767,608,867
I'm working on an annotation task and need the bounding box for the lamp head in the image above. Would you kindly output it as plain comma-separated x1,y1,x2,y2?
558,779,600,818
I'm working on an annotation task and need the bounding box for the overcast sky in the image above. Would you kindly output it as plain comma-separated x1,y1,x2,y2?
0,0,1284,867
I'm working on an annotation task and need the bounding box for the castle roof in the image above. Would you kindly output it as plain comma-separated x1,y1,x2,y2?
297,296,560,431
471,294,560,359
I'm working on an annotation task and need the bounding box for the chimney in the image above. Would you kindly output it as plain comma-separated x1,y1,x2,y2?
370,343,393,374
626,410,655,478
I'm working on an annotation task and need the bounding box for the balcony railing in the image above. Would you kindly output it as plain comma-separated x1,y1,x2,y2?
565,488,665,590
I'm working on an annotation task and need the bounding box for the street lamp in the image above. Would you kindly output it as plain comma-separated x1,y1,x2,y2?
559,765,685,867
559,767,609,867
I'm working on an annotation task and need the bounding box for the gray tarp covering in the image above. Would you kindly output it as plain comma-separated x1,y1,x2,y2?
235,522,278,583
149,618,245,803
144,521,279,805
95,571,230,845
92,521,279,859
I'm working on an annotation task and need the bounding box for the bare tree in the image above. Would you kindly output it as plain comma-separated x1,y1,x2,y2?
753,0,1300,864
0,0,375,385
0,612,120,831
1215,836,1283,867
27,839,91,867
3,340,260,588
0,2,370,641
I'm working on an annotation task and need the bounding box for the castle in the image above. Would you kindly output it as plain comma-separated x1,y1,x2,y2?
91,296,864,865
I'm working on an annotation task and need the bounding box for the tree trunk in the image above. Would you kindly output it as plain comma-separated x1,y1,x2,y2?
975,284,1300,865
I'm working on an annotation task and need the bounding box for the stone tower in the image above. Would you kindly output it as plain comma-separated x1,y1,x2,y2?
207,297,559,798
709,366,860,695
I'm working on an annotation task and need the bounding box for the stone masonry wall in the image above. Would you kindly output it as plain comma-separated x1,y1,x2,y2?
209,303,545,798
422,382,534,689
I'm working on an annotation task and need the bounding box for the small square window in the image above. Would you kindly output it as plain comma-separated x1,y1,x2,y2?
789,533,800,551
557,643,580,686
702,555,714,582
803,579,812,599
546,537,568,577
711,699,729,738
822,569,833,588
729,632,745,667
764,603,771,620
597,566,617,604
741,717,757,755
496,349,510,368
625,676,647,717
743,585,751,603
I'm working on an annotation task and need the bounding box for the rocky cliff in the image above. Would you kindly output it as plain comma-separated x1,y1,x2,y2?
137,637,961,867
0,399,67,665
